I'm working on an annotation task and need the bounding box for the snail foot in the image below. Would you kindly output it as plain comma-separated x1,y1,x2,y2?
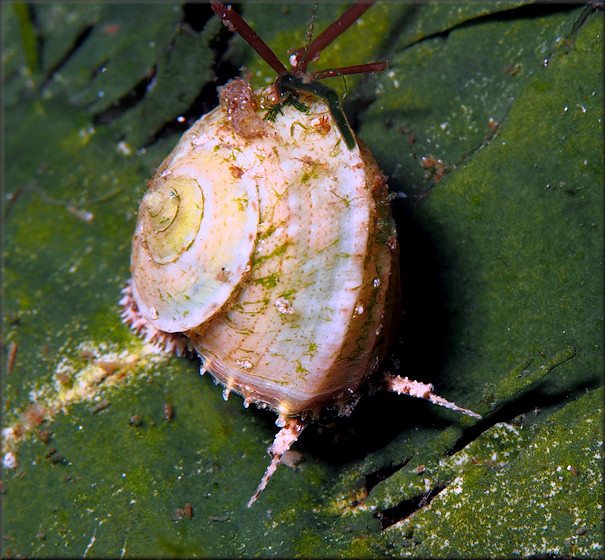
384,374,481,419
247,415,306,507
119,279,190,357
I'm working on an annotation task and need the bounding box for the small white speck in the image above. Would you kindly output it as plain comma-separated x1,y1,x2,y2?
355,304,364,315
3,452,17,469
121,473,126,478
177,115,185,123
373,278,381,288
148,307,159,320
117,141,132,156
275,296,294,314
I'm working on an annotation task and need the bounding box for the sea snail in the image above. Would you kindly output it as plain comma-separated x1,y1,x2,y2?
120,1,480,507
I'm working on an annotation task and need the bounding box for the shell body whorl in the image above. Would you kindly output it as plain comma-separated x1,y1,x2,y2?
127,79,399,417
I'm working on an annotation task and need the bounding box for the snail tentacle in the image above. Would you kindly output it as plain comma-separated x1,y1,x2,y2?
247,416,306,508
384,374,482,419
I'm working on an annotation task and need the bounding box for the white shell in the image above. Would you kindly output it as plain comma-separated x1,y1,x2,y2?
127,79,398,417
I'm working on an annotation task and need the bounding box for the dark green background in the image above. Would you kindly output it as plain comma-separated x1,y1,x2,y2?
2,2,603,557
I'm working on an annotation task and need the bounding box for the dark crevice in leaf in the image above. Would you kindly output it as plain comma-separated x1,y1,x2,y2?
409,2,582,50
544,1,603,65
139,76,217,148
342,5,417,139
369,349,592,528
38,23,94,91
442,347,579,456
447,378,600,458
92,66,156,126
89,4,233,148
375,483,446,530
89,4,216,143
296,390,452,468
182,2,216,33
140,10,242,148
391,204,450,378
457,105,512,167
346,5,580,155
365,457,411,496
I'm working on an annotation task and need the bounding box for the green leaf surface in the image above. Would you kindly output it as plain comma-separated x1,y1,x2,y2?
2,2,603,557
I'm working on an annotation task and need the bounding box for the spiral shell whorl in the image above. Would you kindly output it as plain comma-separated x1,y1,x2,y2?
130,107,261,333
140,176,203,264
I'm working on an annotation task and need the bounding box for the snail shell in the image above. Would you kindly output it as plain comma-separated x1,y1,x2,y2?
125,78,399,418
121,2,480,507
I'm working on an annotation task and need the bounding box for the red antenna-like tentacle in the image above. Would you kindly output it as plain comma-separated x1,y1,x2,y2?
211,0,287,75
313,61,388,80
292,2,374,72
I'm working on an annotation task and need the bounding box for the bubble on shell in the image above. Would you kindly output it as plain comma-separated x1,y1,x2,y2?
275,297,294,314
